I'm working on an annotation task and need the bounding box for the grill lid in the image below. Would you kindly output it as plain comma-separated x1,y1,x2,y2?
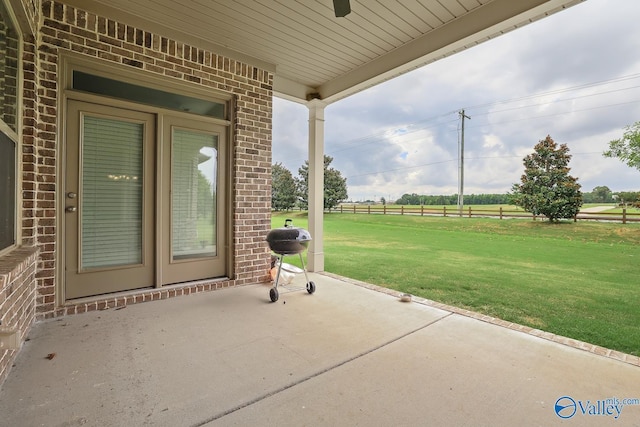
266,219,312,255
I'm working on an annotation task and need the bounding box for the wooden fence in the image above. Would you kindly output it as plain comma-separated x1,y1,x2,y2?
334,205,640,224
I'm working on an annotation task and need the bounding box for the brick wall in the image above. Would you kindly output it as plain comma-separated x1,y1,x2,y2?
0,247,38,387
25,1,273,318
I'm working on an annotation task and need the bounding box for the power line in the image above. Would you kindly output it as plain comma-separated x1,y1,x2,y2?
327,116,458,155
328,74,640,162
330,95,640,167
465,99,640,130
276,73,640,180
469,85,640,118
346,159,455,179
463,72,640,112
329,72,640,154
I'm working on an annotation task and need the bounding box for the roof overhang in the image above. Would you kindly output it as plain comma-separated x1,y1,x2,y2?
62,0,584,105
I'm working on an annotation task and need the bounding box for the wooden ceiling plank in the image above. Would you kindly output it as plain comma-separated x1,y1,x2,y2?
425,0,457,23
440,0,468,16
397,0,442,28
353,1,417,44
372,1,431,35
456,0,484,11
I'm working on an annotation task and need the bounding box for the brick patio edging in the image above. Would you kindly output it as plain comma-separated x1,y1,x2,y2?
49,278,241,319
320,272,640,368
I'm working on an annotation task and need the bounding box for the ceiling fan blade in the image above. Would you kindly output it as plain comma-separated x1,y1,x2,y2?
333,0,351,17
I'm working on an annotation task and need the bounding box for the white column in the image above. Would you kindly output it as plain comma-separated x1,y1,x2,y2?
307,100,325,272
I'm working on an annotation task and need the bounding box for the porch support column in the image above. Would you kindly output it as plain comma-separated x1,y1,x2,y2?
307,99,326,272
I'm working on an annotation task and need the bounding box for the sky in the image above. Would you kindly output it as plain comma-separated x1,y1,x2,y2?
272,0,640,203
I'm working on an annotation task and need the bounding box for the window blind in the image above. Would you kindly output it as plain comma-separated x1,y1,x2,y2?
81,116,144,269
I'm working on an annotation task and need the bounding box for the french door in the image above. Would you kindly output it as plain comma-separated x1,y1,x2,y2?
160,115,227,285
65,100,227,299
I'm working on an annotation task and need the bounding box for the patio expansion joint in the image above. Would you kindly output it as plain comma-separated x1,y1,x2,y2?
190,312,453,427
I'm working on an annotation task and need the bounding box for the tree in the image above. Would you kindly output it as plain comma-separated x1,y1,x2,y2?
510,135,583,222
197,170,214,218
395,193,420,205
615,191,640,206
296,155,348,210
591,186,612,203
604,121,640,170
271,162,297,211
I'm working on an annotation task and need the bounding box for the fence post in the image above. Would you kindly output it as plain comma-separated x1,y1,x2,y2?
368,205,371,214
384,205,387,215
468,206,472,218
443,206,447,217
623,208,627,224
421,205,424,216
340,205,343,213
401,205,404,215
353,205,356,214
499,206,503,220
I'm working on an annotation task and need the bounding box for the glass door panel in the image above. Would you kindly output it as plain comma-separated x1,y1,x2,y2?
171,129,218,260
161,116,227,285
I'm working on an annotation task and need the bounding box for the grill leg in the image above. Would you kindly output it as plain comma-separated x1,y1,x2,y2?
273,254,285,290
298,252,311,284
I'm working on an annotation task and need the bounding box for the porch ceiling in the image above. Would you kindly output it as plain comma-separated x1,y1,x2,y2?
63,0,583,104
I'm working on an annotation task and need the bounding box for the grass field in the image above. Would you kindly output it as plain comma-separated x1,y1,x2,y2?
272,212,640,356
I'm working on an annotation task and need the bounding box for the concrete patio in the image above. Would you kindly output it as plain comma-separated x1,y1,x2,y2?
1,273,639,426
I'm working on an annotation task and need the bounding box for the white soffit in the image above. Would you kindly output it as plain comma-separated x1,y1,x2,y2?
61,0,584,104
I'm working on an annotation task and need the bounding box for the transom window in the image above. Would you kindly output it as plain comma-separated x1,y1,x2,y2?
72,70,226,119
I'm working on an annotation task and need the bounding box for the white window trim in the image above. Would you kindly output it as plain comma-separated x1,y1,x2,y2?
0,0,23,256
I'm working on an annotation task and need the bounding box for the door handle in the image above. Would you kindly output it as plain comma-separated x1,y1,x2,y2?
65,206,77,213
67,192,77,199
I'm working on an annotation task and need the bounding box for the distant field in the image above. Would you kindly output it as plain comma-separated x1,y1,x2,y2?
605,206,640,213
272,212,640,356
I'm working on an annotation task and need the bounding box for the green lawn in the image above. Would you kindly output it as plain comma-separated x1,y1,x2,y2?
605,207,640,214
272,212,640,356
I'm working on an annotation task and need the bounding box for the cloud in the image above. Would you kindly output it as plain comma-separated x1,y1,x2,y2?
482,134,503,149
273,0,640,201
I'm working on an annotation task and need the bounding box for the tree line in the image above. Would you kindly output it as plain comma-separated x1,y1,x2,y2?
394,188,638,207
395,193,510,206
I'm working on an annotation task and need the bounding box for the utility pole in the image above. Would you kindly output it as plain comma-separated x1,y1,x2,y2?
458,109,470,215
